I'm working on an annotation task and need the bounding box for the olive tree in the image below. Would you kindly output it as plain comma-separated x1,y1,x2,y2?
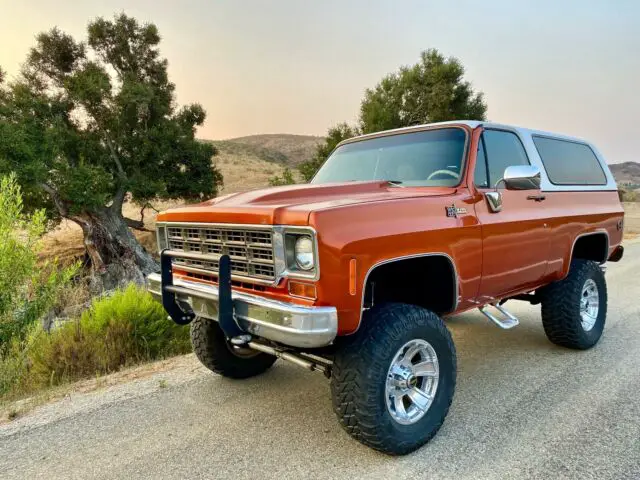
0,15,222,289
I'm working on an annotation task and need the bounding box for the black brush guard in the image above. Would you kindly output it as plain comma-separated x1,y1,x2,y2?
160,250,245,338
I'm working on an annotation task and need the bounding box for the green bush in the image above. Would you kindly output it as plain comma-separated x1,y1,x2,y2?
269,167,296,186
0,174,77,348
0,340,28,396
25,284,190,387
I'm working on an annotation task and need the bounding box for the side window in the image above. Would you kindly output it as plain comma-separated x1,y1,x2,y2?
483,130,530,187
473,140,489,188
532,136,607,185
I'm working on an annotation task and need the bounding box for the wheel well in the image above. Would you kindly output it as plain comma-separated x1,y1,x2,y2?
572,233,608,264
363,255,457,315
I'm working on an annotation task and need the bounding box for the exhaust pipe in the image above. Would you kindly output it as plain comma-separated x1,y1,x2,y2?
247,341,331,377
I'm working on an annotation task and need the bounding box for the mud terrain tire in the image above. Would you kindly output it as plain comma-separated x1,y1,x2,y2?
541,259,607,350
330,303,456,455
190,317,276,379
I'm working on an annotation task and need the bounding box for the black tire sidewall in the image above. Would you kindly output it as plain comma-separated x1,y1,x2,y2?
190,317,276,378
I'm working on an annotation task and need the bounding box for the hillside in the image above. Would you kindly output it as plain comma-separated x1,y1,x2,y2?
198,134,322,194
610,162,640,187
220,134,323,166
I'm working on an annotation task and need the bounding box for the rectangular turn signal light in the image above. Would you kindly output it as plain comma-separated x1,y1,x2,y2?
349,258,357,296
288,281,317,300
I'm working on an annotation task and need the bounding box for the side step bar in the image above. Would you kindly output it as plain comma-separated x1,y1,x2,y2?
479,303,520,329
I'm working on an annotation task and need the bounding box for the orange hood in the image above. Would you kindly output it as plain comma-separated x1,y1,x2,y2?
157,181,457,226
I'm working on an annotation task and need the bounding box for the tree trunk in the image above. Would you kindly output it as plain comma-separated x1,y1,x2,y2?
71,207,159,292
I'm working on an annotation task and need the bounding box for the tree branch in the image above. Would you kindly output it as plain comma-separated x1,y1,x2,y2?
105,136,126,179
39,182,69,217
139,202,159,225
124,217,151,232
111,184,127,213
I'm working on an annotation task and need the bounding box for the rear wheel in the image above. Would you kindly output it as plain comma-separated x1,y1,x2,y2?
540,259,607,349
330,303,456,455
190,316,276,379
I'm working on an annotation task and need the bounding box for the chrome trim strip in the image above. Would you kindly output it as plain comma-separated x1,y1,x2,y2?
169,264,276,286
156,221,273,230
147,273,337,348
354,253,459,333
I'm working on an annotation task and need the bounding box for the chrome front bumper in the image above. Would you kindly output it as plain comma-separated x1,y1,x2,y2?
147,273,338,348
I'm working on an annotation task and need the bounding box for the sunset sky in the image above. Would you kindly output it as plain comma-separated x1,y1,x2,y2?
1,0,638,163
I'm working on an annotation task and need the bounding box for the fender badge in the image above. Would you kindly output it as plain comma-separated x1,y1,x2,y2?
446,204,467,218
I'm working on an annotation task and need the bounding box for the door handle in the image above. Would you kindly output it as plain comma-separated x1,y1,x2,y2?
527,194,546,202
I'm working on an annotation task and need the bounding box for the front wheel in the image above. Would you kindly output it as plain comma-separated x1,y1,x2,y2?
330,303,456,455
540,259,608,349
190,316,276,379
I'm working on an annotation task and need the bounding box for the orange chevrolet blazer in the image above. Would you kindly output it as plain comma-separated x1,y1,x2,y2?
147,120,624,454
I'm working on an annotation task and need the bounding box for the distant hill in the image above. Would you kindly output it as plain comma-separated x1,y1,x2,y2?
610,162,640,187
213,134,323,167
199,134,322,194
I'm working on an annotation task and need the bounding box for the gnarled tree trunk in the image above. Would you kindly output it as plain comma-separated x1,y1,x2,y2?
71,206,159,292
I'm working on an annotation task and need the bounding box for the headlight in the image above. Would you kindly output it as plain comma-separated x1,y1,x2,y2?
294,236,315,270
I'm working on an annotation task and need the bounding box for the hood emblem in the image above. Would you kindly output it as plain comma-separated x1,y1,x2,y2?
446,204,467,218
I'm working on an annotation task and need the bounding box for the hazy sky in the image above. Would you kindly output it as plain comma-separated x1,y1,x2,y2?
1,1,639,163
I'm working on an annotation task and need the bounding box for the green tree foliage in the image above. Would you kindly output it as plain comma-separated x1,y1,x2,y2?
359,49,487,133
268,167,296,186
0,14,223,287
0,174,76,349
302,48,487,179
299,123,360,182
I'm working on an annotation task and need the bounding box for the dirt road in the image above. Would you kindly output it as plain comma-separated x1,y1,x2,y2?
2,243,639,480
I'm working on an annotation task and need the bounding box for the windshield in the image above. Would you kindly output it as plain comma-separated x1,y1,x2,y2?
311,128,467,187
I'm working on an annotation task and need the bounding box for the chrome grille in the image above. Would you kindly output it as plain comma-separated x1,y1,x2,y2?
165,224,275,281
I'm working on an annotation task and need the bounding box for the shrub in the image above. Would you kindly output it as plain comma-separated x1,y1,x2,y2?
0,173,77,358
0,341,28,396
26,285,190,387
0,174,77,397
269,167,296,186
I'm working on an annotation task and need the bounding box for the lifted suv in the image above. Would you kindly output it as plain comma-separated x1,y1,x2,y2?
147,121,624,455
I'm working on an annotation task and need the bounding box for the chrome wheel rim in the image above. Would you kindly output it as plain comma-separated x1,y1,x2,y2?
580,278,599,332
385,339,439,425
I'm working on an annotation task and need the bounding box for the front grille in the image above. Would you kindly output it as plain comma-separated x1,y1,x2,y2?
165,224,275,281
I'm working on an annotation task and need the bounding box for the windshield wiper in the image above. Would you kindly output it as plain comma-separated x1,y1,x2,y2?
386,180,405,187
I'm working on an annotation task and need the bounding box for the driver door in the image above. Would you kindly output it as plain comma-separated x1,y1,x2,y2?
473,129,551,301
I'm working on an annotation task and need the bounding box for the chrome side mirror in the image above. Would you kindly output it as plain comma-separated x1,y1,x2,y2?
485,165,541,213
485,191,502,213
501,165,541,191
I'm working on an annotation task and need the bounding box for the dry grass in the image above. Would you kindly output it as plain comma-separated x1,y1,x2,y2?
623,202,640,238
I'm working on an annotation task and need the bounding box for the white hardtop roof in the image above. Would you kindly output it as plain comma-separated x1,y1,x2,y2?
348,120,590,146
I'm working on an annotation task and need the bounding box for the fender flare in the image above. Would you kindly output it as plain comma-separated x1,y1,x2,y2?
354,252,459,332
